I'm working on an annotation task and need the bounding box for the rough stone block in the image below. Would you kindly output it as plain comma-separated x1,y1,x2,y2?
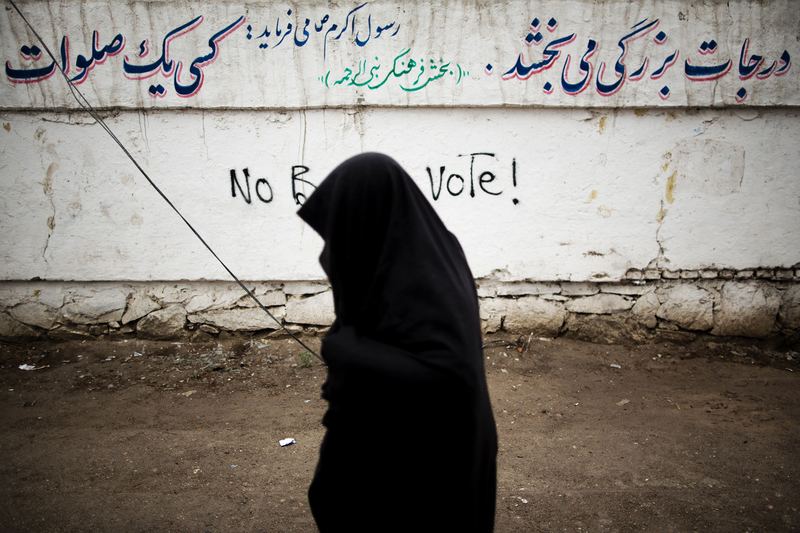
566,294,633,314
755,269,774,279
61,288,128,324
121,292,161,324
31,285,66,308
656,285,713,331
182,285,248,313
476,281,498,298
775,269,794,280
0,312,38,337
700,270,718,279
560,282,599,296
662,270,681,279
735,270,754,279
254,283,282,295
137,305,187,339
8,302,58,329
778,285,800,330
282,282,329,296
680,270,699,279
498,297,567,335
496,282,561,296
718,270,735,279
712,282,780,338
0,287,26,307
235,290,287,309
600,283,650,296
631,290,659,328
189,307,285,331
643,269,661,280
478,298,504,333
624,269,644,280
285,291,335,326
144,284,191,304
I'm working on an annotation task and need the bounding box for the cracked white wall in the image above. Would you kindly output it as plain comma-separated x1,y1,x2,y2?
1,0,799,284
1,107,798,282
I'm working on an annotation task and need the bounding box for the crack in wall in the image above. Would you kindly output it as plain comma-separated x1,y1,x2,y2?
646,152,672,270
651,198,667,269
200,109,209,159
40,116,95,126
299,108,307,165
42,162,58,267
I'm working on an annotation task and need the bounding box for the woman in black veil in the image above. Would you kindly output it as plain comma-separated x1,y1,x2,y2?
298,152,497,532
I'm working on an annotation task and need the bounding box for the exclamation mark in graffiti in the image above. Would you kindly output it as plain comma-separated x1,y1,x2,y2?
511,158,519,205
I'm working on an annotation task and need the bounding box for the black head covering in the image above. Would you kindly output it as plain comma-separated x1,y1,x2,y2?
298,152,497,532
298,152,485,388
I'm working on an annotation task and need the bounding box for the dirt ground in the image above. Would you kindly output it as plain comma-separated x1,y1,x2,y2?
0,333,798,532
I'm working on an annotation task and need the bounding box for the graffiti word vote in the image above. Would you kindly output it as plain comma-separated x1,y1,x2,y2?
425,152,519,204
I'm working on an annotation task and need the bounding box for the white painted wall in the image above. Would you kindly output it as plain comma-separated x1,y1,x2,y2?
1,1,798,284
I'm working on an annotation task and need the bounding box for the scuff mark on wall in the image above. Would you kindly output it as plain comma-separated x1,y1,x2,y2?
665,171,677,203
660,151,672,172
597,205,613,217
673,139,745,195
656,205,667,223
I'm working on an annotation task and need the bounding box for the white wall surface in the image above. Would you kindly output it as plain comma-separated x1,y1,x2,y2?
1,1,798,284
2,107,799,281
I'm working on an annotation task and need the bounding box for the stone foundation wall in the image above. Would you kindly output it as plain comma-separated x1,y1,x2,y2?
0,268,798,343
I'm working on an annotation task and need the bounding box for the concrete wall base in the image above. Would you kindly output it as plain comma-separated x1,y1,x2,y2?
1,273,798,343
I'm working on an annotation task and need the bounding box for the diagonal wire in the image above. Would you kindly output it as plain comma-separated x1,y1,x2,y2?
7,0,322,362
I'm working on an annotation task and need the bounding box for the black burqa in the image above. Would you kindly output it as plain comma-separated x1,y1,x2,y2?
298,153,497,532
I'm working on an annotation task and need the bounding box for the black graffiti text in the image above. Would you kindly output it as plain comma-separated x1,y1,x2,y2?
291,165,317,206
230,168,274,204
425,153,518,204
228,165,319,206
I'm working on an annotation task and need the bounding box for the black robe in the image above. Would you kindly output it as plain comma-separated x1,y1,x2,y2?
298,152,497,532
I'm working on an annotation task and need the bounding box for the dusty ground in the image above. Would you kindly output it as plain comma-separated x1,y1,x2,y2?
0,333,798,532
